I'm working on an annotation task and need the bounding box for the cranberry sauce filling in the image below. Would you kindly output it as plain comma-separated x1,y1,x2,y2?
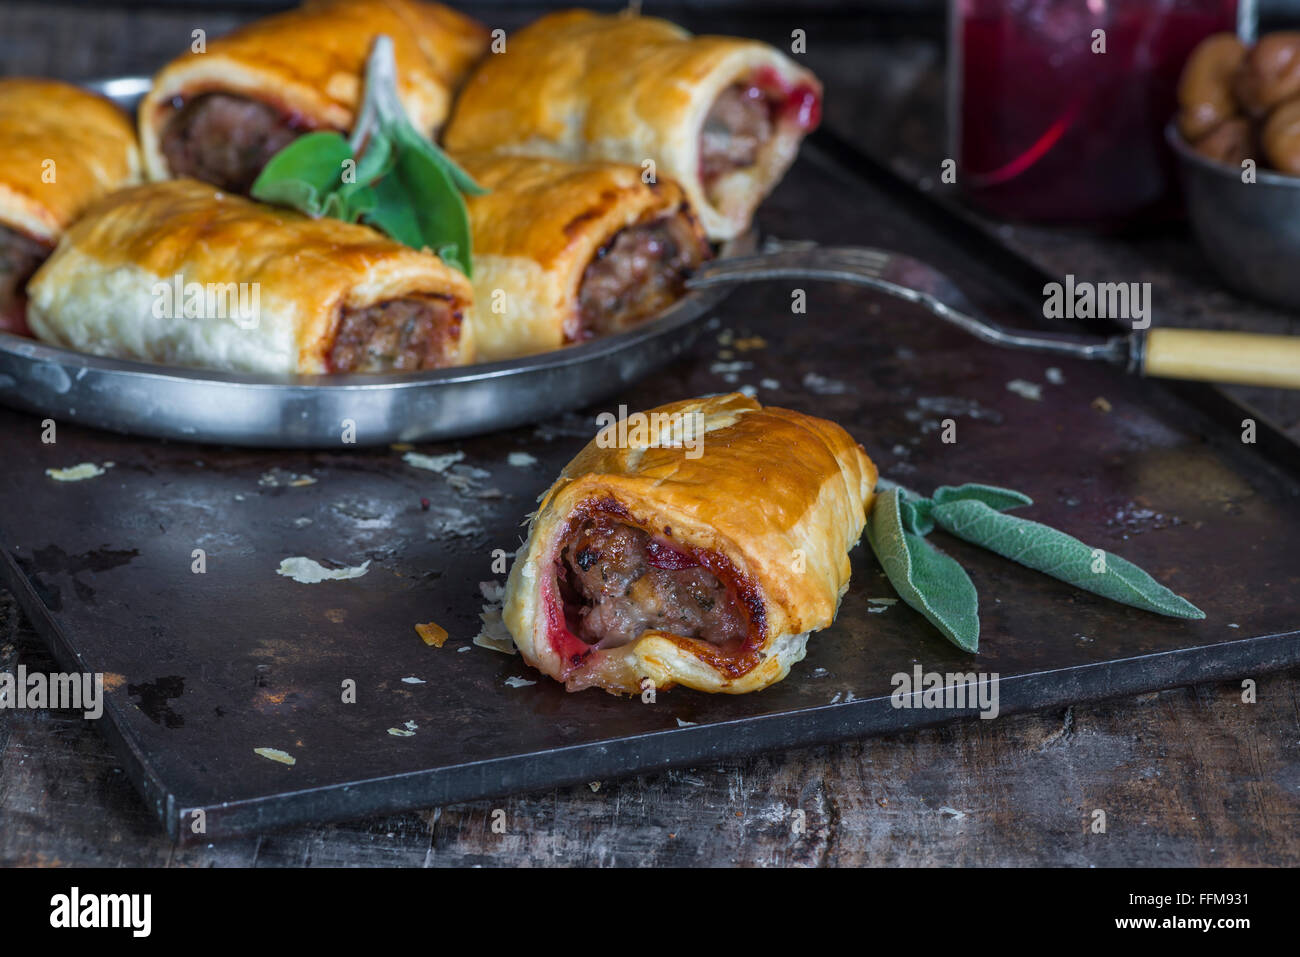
161,93,320,194
572,211,710,341
546,503,766,675
698,67,821,187
327,295,463,373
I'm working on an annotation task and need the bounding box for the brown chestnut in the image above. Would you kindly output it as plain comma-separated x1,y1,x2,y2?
1262,96,1300,174
1193,117,1256,167
1178,33,1245,142
1234,31,1300,117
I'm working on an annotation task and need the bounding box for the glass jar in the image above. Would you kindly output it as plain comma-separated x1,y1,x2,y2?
951,0,1240,225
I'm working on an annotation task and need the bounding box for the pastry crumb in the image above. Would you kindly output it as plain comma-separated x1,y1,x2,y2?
254,747,296,766
45,462,109,482
415,621,449,647
277,557,370,584
403,450,464,472
1006,379,1042,401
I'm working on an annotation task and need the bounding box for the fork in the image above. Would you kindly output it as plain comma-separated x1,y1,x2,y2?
686,245,1300,390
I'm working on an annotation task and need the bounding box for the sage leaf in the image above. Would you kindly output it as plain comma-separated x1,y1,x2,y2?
393,123,488,197
867,488,981,652
930,499,1206,620
251,132,354,217
899,483,1029,536
364,144,471,274
933,483,1033,511
249,35,484,276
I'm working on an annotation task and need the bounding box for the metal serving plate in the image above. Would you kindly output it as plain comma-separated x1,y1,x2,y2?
0,76,751,447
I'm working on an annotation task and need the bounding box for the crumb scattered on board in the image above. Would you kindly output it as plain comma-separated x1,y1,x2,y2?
46,462,111,481
254,747,296,766
403,450,464,473
259,469,316,487
1006,379,1042,401
474,579,516,655
803,372,849,395
276,557,370,583
507,451,537,467
505,676,536,688
415,621,449,647
1045,367,1065,385
1092,396,1113,413
868,597,897,614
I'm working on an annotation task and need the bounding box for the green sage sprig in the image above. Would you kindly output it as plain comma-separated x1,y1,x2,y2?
867,482,1205,652
250,35,484,276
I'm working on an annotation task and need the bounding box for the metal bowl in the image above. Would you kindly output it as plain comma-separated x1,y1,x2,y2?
1167,121,1300,310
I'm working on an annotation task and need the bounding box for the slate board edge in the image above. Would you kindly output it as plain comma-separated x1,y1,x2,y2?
4,540,1295,845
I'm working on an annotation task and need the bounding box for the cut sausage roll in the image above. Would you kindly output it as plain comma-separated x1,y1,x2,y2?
0,78,141,335
443,10,821,241
458,154,712,361
26,179,473,374
139,0,489,192
503,393,877,695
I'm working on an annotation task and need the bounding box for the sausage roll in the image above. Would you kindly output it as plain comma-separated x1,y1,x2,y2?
139,0,489,192
0,79,140,334
503,393,877,695
26,179,473,375
458,154,711,361
443,10,822,241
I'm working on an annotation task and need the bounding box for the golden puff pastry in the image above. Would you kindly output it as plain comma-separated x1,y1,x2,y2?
457,153,711,361
503,393,877,695
443,9,821,241
0,78,141,333
139,0,489,191
26,179,474,375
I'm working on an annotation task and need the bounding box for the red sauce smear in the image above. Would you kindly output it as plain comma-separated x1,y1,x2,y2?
752,66,822,132
645,538,697,570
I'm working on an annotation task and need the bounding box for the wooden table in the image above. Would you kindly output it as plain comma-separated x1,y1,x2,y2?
1,2,1297,866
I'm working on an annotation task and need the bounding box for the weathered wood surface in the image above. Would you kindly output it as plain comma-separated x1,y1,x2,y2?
1,2,1297,866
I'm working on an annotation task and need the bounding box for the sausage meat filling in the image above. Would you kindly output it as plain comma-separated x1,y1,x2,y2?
161,93,313,194
0,225,49,335
573,211,709,340
698,71,821,199
556,514,750,650
700,83,774,184
328,295,463,373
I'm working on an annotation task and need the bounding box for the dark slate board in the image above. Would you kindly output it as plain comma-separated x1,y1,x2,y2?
3,140,1299,842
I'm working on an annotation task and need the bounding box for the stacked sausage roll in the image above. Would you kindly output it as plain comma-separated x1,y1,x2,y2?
0,79,140,334
459,154,711,361
504,394,877,694
139,0,489,192
445,9,822,241
27,180,473,375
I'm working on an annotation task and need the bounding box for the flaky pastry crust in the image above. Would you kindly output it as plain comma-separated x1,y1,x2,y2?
139,0,489,181
26,179,474,374
503,393,877,694
0,78,141,243
457,153,705,360
443,10,820,240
